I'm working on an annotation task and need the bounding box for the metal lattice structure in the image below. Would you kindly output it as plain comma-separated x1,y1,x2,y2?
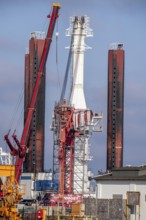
67,16,102,194
52,102,102,195
52,100,75,194
52,16,102,195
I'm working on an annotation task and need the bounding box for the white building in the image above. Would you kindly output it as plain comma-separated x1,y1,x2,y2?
94,166,146,220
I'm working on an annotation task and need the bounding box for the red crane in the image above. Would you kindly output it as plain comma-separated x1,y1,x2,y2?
50,100,84,206
50,101,94,206
4,3,60,182
55,100,76,194
53,101,94,195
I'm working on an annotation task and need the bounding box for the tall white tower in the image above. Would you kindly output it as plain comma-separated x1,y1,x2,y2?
66,16,93,194
67,16,93,109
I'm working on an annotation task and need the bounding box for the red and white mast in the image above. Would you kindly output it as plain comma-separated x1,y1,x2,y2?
67,16,94,194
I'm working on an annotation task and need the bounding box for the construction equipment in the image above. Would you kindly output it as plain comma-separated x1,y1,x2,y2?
0,165,24,219
54,100,75,195
50,16,102,205
51,99,95,205
1,3,60,219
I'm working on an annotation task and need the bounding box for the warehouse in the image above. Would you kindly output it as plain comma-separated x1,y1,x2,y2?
92,166,146,220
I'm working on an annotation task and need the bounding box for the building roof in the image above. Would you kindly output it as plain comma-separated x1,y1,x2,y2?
93,165,146,181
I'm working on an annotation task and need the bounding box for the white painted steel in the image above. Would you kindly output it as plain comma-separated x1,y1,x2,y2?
67,16,93,194
67,16,93,109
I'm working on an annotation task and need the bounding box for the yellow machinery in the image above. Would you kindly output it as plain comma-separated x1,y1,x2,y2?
0,165,25,220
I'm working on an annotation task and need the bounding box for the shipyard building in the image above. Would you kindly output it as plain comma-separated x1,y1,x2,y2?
90,166,146,220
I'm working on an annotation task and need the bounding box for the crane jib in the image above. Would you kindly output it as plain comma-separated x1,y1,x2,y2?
4,4,61,182
17,4,60,182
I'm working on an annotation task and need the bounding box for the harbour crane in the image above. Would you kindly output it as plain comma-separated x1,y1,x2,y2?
1,3,60,219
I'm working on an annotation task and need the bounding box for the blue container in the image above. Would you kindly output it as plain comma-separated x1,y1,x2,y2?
34,180,59,191
34,180,44,191
43,180,53,191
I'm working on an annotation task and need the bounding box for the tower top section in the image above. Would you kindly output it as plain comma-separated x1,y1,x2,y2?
110,43,124,50
30,31,45,40
25,32,45,55
66,16,93,38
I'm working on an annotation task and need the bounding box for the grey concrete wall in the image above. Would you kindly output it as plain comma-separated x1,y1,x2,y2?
84,198,126,220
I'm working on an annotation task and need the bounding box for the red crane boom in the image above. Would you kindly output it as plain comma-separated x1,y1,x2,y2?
5,3,60,182
56,100,75,194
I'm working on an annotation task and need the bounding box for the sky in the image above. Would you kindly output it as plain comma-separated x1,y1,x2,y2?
0,0,146,176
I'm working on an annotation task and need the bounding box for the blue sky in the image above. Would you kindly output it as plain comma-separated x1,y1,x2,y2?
0,0,146,175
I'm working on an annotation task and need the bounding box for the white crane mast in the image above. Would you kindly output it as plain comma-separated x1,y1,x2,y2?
66,16,93,109
66,16,93,194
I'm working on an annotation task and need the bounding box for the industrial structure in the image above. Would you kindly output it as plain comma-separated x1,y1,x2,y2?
2,6,101,219
2,4,60,219
68,16,92,109
92,166,146,220
2,2,146,220
0,149,25,219
51,16,102,196
107,43,125,171
68,16,93,194
24,31,46,173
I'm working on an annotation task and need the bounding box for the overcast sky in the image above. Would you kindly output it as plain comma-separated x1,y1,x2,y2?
0,0,146,175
